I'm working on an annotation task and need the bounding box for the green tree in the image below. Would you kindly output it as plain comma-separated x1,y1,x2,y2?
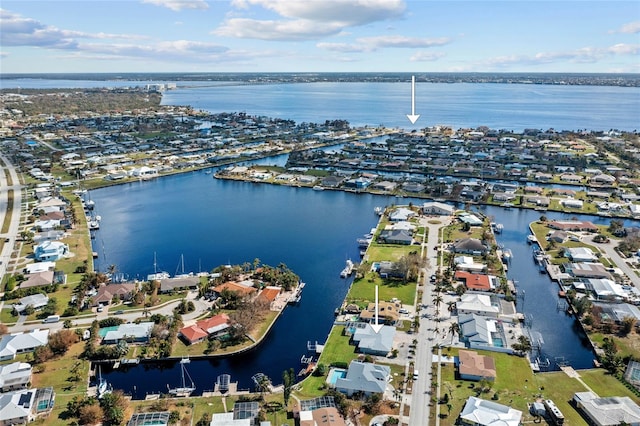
282,368,296,407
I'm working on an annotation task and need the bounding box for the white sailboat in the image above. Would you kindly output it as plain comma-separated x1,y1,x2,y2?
147,252,169,281
168,360,196,397
97,365,112,399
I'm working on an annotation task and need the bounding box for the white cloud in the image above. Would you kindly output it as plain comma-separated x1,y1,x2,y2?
483,43,639,68
217,0,406,41
617,21,640,34
317,35,451,53
410,51,445,62
141,0,209,12
215,18,343,41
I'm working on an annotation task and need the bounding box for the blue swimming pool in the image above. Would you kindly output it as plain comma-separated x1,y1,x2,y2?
327,368,347,385
493,338,504,347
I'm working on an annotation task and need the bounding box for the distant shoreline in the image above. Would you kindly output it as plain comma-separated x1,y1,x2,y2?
1,71,639,88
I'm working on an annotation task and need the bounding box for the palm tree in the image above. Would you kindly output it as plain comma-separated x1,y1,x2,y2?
432,293,443,310
448,322,460,344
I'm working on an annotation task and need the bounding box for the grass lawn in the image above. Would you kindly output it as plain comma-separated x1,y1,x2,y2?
366,244,419,262
589,332,640,360
346,273,416,306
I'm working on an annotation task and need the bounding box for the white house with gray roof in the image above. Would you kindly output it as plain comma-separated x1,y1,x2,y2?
0,330,49,361
0,362,32,392
334,361,390,397
13,294,49,314
0,387,55,425
573,391,640,426
351,324,395,356
458,396,522,426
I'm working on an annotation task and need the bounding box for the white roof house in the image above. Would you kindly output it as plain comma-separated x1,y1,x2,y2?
34,241,68,262
573,391,640,426
0,362,32,392
565,247,598,263
388,207,416,222
102,322,154,344
574,279,626,301
456,294,500,318
351,324,395,356
13,293,49,313
459,396,522,426
454,256,487,273
209,412,251,426
0,388,55,424
422,201,455,216
0,330,49,361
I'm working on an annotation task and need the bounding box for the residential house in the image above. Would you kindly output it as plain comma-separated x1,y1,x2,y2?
159,276,200,294
256,286,281,306
333,361,390,396
454,271,498,292
561,198,584,209
458,396,522,426
20,271,54,289
94,282,137,306
456,293,499,318
351,324,395,356
102,322,154,345
299,407,346,426
547,220,599,232
564,263,613,280
359,301,400,325
458,214,484,227
0,362,32,392
564,247,598,262
573,279,625,301
457,350,497,382
454,256,486,273
422,202,455,216
24,262,56,274
179,313,230,345
213,281,257,299
0,330,49,361
548,230,568,243
388,207,416,222
377,229,413,245
573,392,640,426
34,241,68,261
0,387,55,425
210,412,250,426
13,294,49,314
451,238,488,255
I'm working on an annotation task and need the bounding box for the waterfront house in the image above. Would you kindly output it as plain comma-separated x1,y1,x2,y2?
351,323,395,356
458,213,484,227
256,286,281,306
592,302,640,325
451,238,488,255
179,313,230,345
0,362,32,392
34,241,68,261
321,176,343,188
359,301,400,325
564,247,598,262
213,281,257,299
94,282,137,306
377,229,413,245
454,256,487,273
548,220,599,232
457,350,497,382
548,230,568,243
233,401,260,421
454,271,499,292
159,276,200,294
376,261,405,279
388,207,416,222
573,279,625,301
458,396,522,426
456,293,499,318
422,201,455,216
32,219,61,232
0,330,49,361
560,198,584,209
371,181,397,192
333,361,390,397
564,262,612,280
13,294,49,314
573,391,640,426
0,387,55,425
102,322,154,345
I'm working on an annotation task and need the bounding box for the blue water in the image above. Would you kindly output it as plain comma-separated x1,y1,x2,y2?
160,81,640,132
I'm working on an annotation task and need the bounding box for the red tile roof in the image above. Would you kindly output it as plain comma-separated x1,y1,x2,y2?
454,271,491,291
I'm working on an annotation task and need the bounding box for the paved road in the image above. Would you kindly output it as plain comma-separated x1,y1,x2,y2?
408,217,451,426
0,153,23,284
593,238,640,288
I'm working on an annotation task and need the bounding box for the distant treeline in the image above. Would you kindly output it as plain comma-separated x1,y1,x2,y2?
1,72,639,87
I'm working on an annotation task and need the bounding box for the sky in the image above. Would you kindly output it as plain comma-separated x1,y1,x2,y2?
0,0,639,74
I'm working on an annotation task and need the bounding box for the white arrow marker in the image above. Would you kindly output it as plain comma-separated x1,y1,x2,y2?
406,75,420,124
371,285,383,333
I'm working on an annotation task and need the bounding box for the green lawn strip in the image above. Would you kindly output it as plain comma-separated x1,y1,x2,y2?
346,274,416,306
366,244,418,262
1,189,13,234
579,369,640,402
589,332,640,360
